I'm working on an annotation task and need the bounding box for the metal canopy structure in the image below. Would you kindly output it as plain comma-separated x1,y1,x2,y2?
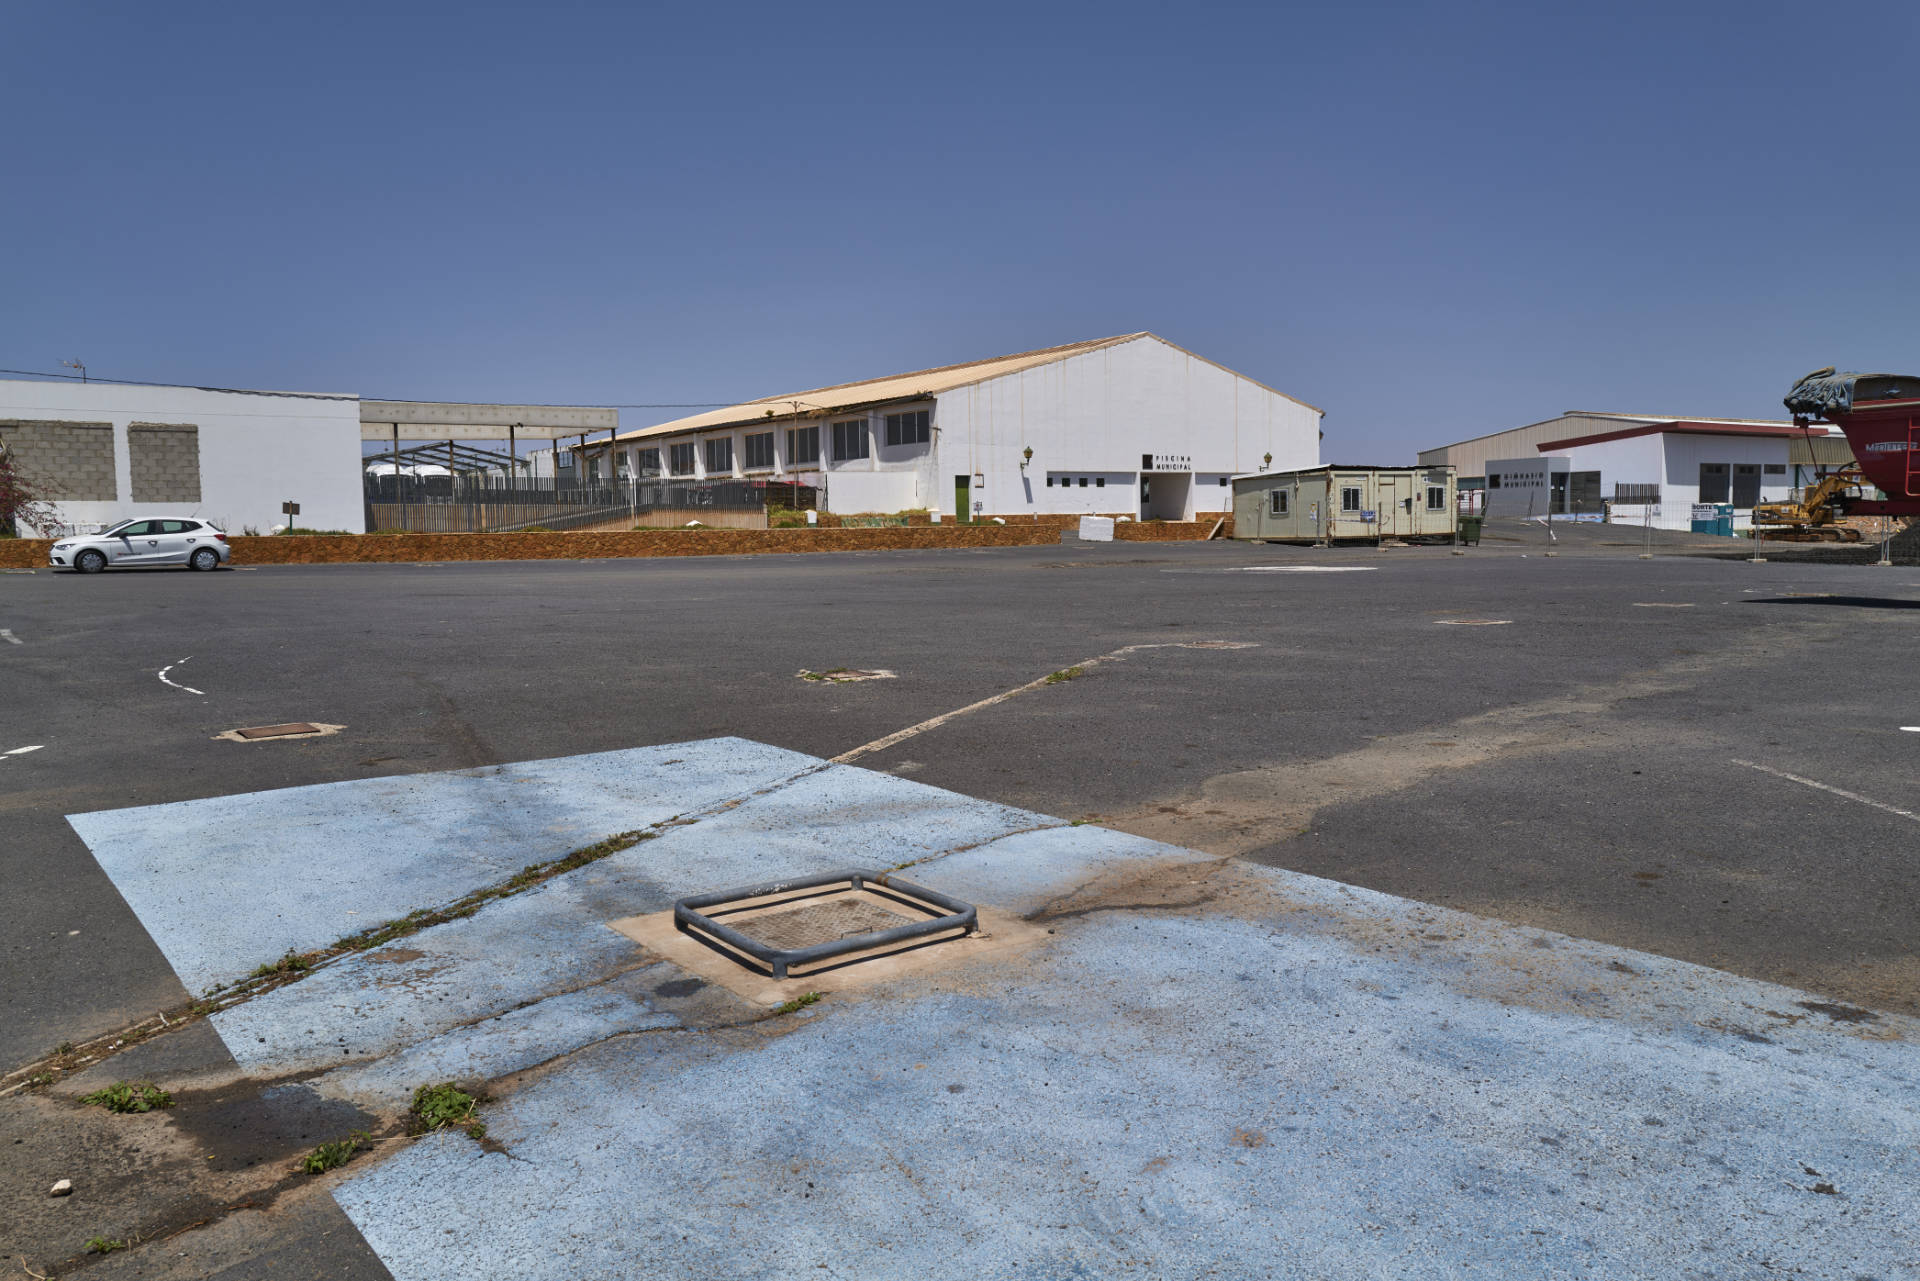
358,400,616,442
365,442,518,473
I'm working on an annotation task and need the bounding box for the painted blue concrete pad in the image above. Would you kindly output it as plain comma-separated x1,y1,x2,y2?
207,759,1051,1076
336,904,1919,1281
315,968,679,1107
65,739,1920,1279
67,738,817,993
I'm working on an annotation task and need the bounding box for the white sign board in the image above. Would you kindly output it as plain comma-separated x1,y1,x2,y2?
1078,516,1115,542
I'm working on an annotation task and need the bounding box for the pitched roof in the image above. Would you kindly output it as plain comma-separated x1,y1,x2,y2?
613,333,1319,442
1537,420,1832,451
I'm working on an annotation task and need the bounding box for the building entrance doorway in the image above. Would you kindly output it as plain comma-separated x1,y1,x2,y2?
953,474,970,521
1141,471,1192,521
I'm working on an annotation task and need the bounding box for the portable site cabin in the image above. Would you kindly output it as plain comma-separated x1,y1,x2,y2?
1232,466,1458,543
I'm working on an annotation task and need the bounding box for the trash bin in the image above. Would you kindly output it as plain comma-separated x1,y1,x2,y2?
1456,515,1482,546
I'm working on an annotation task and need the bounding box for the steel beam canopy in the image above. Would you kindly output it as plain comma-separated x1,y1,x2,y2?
358,400,617,441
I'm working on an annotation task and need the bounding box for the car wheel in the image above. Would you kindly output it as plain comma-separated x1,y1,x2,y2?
74,550,107,574
189,548,220,571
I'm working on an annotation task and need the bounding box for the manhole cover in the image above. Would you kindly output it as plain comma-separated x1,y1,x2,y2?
797,668,896,683
233,722,323,739
675,873,976,979
1435,619,1511,626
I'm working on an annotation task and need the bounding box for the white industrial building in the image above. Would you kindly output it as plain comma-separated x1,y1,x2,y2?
1477,419,1845,530
589,334,1323,520
0,379,365,536
2,379,615,536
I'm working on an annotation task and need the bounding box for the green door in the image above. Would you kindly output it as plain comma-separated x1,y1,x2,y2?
954,474,970,522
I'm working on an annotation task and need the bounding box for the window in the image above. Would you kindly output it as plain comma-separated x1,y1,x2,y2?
1095,477,1105,488
119,520,159,536
1763,463,1786,475
1045,475,1054,486
787,425,820,466
1340,486,1362,512
636,448,662,477
705,437,733,475
1078,477,1088,487
1487,474,1502,489
1699,462,1730,504
615,452,631,477
160,519,196,533
832,419,868,462
1427,486,1447,511
1269,490,1289,516
586,456,600,484
743,432,774,470
669,442,696,476
883,410,930,447
1219,477,1229,486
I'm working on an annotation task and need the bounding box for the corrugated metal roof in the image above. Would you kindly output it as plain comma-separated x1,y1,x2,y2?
614,333,1320,443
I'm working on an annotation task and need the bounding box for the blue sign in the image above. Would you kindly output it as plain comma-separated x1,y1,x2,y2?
1360,509,1377,522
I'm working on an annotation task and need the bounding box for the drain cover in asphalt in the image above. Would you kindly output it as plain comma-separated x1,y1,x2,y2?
233,723,324,739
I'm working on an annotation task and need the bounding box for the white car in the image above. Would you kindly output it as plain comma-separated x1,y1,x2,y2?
51,518,232,573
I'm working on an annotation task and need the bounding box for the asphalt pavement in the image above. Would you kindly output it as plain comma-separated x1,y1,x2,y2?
3,535,1918,1276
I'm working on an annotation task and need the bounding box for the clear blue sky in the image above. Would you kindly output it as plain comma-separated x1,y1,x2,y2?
5,1,1914,460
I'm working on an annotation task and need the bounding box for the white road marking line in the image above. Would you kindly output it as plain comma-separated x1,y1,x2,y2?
832,641,1259,765
3,745,43,757
1733,759,1920,824
0,629,19,643
1902,727,1920,733
1435,619,1511,626
157,657,205,696
1227,566,1378,573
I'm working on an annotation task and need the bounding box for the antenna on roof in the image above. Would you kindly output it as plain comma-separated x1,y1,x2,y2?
60,359,87,383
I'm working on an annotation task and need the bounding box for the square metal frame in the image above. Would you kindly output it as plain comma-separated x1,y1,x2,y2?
673,872,977,980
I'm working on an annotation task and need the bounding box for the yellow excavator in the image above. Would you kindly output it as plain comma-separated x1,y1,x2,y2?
1750,468,1868,542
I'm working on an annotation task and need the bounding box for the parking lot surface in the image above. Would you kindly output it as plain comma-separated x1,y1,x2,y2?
4,537,1917,1277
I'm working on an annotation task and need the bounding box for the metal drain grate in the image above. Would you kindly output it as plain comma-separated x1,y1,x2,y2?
674,873,976,979
233,722,323,739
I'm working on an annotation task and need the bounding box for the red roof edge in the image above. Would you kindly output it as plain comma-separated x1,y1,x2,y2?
1536,421,1814,451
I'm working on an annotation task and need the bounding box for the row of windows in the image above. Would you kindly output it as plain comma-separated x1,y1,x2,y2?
1047,475,1106,488
1268,486,1448,516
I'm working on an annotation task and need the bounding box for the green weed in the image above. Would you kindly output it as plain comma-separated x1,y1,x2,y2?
773,992,824,1015
78,1082,173,1114
250,949,311,979
85,1237,127,1254
1043,666,1085,685
302,1131,371,1174
409,1083,481,1135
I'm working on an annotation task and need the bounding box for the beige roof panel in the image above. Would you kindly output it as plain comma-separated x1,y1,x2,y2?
615,332,1320,442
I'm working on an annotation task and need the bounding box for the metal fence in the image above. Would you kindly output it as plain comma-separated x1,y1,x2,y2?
364,476,774,533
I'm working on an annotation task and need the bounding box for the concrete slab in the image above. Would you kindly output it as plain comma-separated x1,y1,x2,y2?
60,738,1920,1280
334,901,1919,1281
66,738,818,993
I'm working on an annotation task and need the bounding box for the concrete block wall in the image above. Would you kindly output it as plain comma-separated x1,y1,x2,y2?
0,420,117,500
128,423,203,503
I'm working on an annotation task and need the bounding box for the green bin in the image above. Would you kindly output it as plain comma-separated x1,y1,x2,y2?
1456,515,1482,546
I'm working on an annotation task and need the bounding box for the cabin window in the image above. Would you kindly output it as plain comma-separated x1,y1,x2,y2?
1270,490,1289,516
1340,486,1362,512
1427,486,1447,511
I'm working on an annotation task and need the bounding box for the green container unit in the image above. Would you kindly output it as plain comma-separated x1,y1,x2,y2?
1457,514,1483,545
1232,465,1459,543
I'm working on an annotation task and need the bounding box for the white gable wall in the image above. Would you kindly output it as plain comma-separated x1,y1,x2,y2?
933,336,1321,519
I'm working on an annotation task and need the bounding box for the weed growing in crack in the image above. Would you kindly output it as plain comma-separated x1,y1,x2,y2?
1043,666,1085,684
54,1041,74,1056
250,949,311,979
84,1237,127,1255
78,1082,173,1113
301,1131,371,1174
774,992,824,1015
465,1122,487,1140
409,1083,484,1136
25,1072,53,1088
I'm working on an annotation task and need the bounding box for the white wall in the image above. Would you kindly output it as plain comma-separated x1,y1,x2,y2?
3,379,365,535
1654,435,1792,530
935,336,1322,518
